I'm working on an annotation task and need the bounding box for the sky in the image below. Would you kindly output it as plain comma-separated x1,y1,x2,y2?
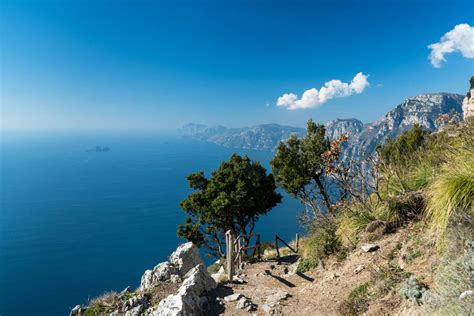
1,0,473,131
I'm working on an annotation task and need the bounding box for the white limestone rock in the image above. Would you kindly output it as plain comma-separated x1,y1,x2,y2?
153,264,216,316
224,293,244,302
122,294,148,313
459,290,474,300
140,261,178,291
169,242,204,276
361,244,380,253
354,265,365,274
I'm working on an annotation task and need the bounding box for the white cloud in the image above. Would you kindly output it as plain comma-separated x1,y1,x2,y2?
276,72,370,110
428,23,474,68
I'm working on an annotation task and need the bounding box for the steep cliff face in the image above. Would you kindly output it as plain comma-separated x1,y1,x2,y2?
462,77,474,120
347,93,464,159
180,93,464,157
324,118,364,140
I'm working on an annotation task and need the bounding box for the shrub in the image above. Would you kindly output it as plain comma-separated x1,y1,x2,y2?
296,257,317,273
336,206,376,247
424,147,474,249
384,191,425,225
300,223,340,266
377,124,428,167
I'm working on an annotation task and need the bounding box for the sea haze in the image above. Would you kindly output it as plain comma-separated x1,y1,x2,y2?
0,131,302,316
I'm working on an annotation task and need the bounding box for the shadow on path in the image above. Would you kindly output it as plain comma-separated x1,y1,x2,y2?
266,270,296,288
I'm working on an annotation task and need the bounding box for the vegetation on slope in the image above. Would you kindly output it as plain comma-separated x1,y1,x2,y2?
288,118,473,314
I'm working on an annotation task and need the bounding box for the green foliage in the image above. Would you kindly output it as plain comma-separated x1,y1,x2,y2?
296,257,317,273
299,223,340,269
270,119,333,217
336,205,376,246
424,147,474,249
377,124,428,167
83,304,102,316
178,154,282,257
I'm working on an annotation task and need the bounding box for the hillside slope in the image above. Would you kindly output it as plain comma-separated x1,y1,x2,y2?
180,93,463,159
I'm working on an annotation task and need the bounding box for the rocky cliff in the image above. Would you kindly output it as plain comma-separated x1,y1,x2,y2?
180,93,464,160
71,242,216,316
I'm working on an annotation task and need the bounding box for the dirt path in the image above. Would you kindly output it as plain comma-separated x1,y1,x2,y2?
206,227,418,315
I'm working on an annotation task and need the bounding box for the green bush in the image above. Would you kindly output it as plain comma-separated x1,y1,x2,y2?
377,124,428,167
298,223,340,271
336,205,376,246
296,257,317,273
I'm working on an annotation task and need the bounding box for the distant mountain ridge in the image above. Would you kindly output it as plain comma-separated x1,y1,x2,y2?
180,93,464,158
179,123,305,151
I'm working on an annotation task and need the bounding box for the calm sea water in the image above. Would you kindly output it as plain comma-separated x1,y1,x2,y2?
0,132,302,316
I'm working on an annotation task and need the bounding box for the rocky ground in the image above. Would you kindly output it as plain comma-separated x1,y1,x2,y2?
73,223,440,315
205,223,436,315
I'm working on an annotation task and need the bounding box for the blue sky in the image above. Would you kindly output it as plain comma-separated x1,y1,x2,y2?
1,0,473,131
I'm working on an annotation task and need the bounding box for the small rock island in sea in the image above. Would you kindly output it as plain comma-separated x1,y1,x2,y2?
86,146,111,152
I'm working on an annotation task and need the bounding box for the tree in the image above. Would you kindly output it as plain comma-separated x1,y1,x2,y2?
270,119,334,220
177,154,282,257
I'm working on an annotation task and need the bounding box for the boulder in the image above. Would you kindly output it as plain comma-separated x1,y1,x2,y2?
140,261,178,291
154,264,216,315
361,244,380,253
169,242,204,276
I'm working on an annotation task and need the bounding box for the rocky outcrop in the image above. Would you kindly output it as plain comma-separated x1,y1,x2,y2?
151,264,217,315
462,77,474,120
169,242,204,276
324,118,364,140
140,242,203,291
72,242,213,316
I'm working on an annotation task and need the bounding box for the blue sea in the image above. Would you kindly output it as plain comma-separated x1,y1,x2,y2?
0,132,302,316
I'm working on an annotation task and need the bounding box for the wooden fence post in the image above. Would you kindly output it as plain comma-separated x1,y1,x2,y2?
275,235,280,260
296,233,299,252
225,230,234,281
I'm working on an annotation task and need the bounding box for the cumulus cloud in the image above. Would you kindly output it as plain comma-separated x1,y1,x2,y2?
428,23,474,68
276,72,370,110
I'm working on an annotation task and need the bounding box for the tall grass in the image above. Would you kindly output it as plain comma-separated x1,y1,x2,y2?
336,206,376,246
424,147,474,249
